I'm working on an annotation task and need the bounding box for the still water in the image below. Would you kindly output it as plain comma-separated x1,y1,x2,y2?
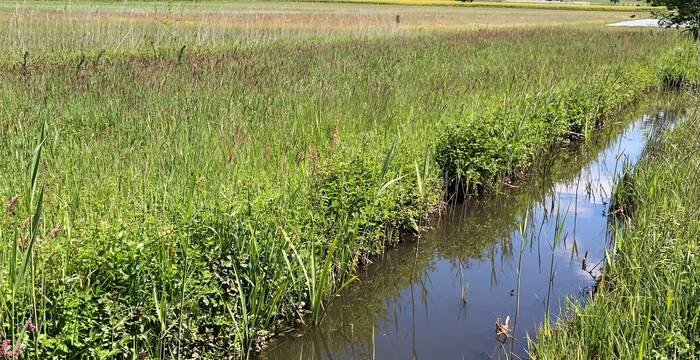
263,98,679,360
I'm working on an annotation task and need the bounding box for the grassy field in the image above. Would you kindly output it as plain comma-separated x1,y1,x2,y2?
0,2,689,358
0,1,648,59
532,92,700,359
291,0,656,12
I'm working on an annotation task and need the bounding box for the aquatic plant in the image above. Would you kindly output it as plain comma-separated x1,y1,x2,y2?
532,96,700,359
434,63,659,197
0,4,686,357
658,40,700,89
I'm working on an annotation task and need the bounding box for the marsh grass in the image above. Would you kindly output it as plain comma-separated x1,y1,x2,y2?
531,44,699,360
659,41,700,89
0,121,47,359
0,4,689,358
531,96,700,359
305,0,656,12
434,65,656,198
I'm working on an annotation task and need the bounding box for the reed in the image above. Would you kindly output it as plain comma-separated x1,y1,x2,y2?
532,94,700,359
0,2,688,358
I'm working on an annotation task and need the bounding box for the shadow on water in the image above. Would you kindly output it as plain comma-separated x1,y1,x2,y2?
261,94,684,360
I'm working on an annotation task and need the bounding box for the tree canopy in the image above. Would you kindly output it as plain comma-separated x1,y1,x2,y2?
651,0,700,39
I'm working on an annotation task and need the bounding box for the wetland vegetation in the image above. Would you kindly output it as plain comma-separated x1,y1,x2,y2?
533,93,700,359
0,1,697,359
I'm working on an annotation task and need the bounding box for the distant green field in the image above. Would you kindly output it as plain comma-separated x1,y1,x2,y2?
0,0,650,60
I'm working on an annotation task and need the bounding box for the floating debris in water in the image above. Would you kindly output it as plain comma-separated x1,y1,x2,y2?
495,316,510,343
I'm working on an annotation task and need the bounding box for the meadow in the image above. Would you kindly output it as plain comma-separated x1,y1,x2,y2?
306,0,656,12
0,2,691,358
0,1,647,58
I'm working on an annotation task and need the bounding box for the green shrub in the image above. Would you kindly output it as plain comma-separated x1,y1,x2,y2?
659,41,700,89
434,65,658,197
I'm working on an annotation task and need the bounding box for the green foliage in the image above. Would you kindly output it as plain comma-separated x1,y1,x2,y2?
658,40,700,88
0,9,686,359
533,98,700,359
434,64,656,196
652,0,700,39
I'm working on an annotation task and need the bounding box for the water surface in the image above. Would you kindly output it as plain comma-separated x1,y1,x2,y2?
262,100,678,360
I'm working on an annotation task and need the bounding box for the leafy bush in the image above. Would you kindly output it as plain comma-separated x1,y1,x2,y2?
659,41,700,89
434,64,660,197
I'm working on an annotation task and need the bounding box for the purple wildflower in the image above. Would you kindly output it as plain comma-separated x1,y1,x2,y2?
0,340,23,359
25,318,36,332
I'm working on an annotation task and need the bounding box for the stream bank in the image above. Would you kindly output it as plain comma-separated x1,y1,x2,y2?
262,94,685,359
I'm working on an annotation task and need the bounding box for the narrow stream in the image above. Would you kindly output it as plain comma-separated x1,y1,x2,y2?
262,97,680,360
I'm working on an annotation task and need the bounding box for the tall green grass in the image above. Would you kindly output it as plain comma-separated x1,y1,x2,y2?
532,43,699,359
435,39,698,198
658,41,700,89
0,10,688,358
434,68,652,196
532,94,700,359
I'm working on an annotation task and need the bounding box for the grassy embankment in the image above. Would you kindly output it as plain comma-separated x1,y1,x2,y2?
0,3,686,358
533,42,700,359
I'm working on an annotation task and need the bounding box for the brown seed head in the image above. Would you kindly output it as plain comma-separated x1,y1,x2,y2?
263,144,271,161
47,226,61,241
330,126,340,147
307,144,319,168
218,123,225,138
5,195,19,216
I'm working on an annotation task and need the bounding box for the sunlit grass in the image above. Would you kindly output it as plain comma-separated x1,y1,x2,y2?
532,45,699,358
0,2,688,358
0,1,648,59
311,0,656,12
532,94,700,359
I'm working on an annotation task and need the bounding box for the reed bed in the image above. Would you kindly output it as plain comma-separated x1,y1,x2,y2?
532,96,700,359
0,2,645,60
0,3,688,358
532,43,699,360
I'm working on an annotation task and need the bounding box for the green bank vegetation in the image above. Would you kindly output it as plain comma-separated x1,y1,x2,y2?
0,4,690,358
434,40,697,197
533,42,699,359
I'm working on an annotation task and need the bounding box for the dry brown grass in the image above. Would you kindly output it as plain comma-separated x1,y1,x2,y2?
0,1,647,34
0,1,651,57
